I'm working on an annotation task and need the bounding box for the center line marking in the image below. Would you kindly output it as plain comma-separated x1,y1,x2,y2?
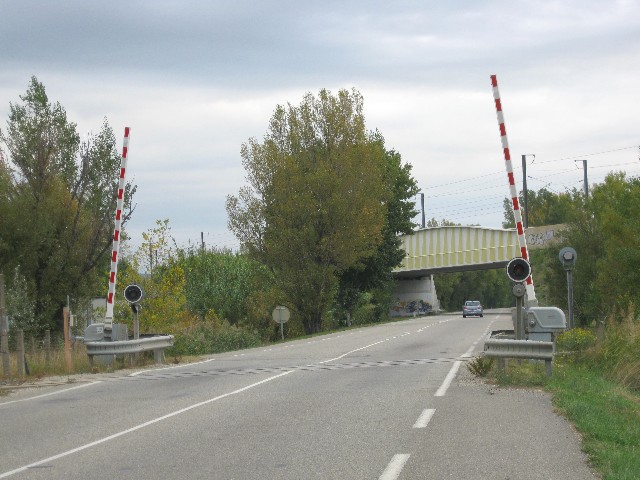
413,408,436,428
379,454,410,480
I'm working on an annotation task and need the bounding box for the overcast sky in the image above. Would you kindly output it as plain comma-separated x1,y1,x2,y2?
1,0,639,252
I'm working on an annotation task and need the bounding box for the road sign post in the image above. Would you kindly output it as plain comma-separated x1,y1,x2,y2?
559,247,577,329
272,306,290,340
506,258,531,340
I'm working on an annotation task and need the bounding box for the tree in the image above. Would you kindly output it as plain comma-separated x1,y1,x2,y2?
5,266,36,336
502,187,581,228
227,89,392,333
0,77,136,333
335,149,418,321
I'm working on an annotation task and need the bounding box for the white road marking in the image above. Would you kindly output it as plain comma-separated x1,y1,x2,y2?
319,339,387,364
434,361,461,397
0,370,294,479
379,454,410,480
0,382,101,407
412,408,436,428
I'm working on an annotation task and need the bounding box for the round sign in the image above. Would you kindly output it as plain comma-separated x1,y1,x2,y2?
506,258,531,283
124,284,144,304
272,306,290,324
558,247,577,270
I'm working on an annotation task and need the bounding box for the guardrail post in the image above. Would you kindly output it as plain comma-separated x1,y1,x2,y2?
153,348,163,364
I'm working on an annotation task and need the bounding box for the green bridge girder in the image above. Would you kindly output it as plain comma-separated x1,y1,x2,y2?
393,225,564,278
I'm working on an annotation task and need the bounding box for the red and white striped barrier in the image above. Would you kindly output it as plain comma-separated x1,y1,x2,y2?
105,127,130,336
490,75,537,306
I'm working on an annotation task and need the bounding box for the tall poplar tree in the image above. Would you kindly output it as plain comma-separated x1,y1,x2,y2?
227,89,395,333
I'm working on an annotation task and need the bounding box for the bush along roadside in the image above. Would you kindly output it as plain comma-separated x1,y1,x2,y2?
478,319,640,480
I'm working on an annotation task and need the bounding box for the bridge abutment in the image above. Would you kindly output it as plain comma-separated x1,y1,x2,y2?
390,275,439,317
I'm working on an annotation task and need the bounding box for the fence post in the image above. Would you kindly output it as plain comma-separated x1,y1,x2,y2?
16,329,25,377
45,330,51,363
0,274,9,378
63,307,72,372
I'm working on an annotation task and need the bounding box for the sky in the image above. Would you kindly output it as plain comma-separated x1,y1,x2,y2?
1,0,639,253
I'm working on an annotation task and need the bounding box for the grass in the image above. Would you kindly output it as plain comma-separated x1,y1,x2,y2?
547,364,640,480
485,358,640,480
0,341,181,387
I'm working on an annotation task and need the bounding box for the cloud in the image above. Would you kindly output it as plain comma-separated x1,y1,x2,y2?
1,0,639,249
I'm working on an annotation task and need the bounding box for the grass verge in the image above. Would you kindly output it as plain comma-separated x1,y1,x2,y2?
491,360,640,480
547,363,640,480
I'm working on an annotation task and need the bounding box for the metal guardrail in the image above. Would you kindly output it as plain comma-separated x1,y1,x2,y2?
484,338,554,360
484,336,555,376
85,335,174,365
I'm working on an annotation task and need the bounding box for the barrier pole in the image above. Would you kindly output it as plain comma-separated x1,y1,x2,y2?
105,127,131,339
490,75,537,306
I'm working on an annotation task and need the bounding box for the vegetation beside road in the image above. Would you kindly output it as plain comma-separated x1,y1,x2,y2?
481,320,640,480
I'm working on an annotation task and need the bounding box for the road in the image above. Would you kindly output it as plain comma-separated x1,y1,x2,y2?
0,311,597,479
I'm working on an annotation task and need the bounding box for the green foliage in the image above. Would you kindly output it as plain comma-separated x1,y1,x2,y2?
5,266,36,336
595,313,640,391
556,328,597,353
227,88,403,334
467,355,495,377
548,365,640,480
167,320,262,356
0,77,136,332
494,361,549,388
435,268,512,310
531,174,640,324
179,246,265,324
336,149,419,320
502,187,582,228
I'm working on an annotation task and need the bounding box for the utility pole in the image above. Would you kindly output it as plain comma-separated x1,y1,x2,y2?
420,193,425,228
521,155,534,229
576,160,588,197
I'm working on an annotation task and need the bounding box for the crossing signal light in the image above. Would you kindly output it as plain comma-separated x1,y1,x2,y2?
124,284,143,304
506,258,531,283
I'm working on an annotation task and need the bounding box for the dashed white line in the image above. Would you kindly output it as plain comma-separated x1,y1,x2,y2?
412,408,436,428
379,454,410,480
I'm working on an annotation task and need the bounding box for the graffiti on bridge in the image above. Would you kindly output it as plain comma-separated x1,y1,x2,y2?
392,299,433,316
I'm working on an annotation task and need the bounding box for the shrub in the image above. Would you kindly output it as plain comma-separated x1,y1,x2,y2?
556,328,597,353
596,314,640,391
467,355,494,377
168,321,261,356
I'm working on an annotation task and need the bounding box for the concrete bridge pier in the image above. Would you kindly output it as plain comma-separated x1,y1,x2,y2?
390,275,439,317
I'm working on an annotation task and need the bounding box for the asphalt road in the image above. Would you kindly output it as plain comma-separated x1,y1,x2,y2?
0,311,598,479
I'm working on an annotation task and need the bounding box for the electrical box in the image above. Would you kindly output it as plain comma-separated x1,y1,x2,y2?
526,307,567,341
84,323,105,342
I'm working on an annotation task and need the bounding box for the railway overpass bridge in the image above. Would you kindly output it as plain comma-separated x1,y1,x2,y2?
390,224,563,316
